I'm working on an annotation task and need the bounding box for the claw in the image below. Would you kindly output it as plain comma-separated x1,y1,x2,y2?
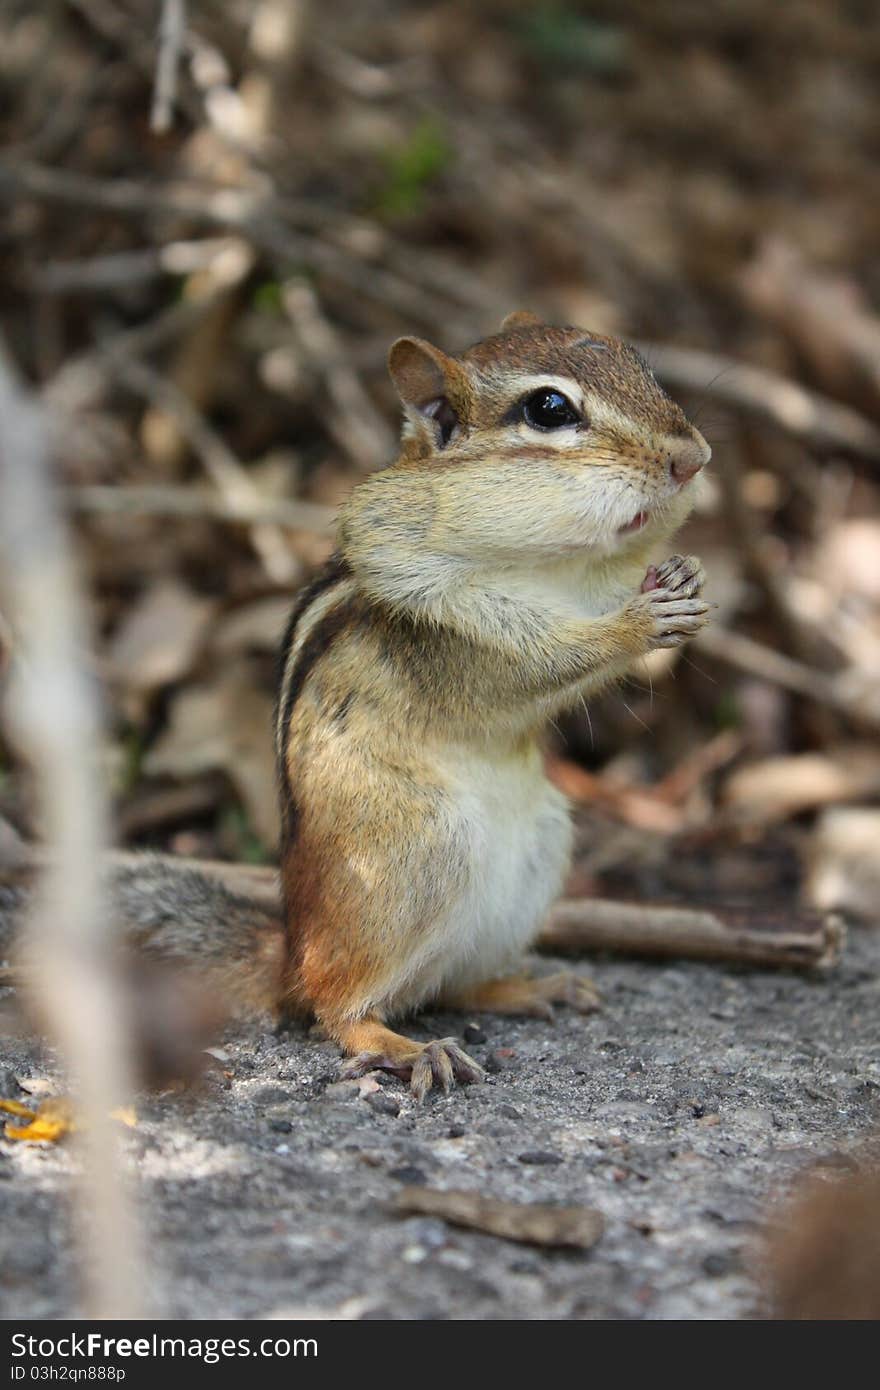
410,1051,434,1103
341,1050,408,1082
341,1037,484,1102
428,1041,456,1093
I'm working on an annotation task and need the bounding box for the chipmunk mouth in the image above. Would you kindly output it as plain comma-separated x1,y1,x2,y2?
618,509,651,534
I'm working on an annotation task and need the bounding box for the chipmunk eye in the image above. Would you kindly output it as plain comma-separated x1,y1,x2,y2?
522,388,580,429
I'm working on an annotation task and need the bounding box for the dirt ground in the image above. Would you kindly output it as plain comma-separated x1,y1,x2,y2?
2,891,878,1321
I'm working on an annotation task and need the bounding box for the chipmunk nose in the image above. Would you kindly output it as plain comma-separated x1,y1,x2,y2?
670,434,711,486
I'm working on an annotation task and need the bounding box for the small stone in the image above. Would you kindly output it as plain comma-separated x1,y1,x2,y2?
498,1104,522,1121
252,1085,293,1107
324,1079,362,1102
0,1068,25,1097
366,1091,400,1117
374,1071,401,1088
485,1049,516,1074
518,1150,563,1166
463,1023,487,1045
447,1124,466,1138
269,1118,292,1133
389,1165,427,1184
702,1250,741,1278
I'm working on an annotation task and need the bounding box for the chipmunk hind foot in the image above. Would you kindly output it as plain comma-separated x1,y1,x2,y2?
335,1017,484,1101
442,970,600,1021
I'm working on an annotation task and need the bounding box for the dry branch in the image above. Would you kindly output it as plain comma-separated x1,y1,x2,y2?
105,353,298,584
0,347,143,1316
0,160,450,326
5,849,841,974
694,624,880,728
394,1188,605,1250
66,483,336,534
150,0,187,134
540,898,843,971
282,279,394,473
637,339,880,461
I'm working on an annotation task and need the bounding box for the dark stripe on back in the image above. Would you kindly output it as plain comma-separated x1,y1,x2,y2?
275,555,354,850
278,596,360,754
274,555,351,733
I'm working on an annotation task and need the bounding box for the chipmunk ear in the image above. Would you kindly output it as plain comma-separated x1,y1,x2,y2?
500,310,541,331
388,337,467,448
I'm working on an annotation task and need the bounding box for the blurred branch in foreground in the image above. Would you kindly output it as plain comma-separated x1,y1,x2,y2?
0,346,144,1317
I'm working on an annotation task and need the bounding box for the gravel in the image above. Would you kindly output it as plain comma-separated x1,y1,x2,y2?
1,927,878,1320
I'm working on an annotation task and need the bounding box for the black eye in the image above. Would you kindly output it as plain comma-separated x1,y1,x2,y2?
522,388,580,430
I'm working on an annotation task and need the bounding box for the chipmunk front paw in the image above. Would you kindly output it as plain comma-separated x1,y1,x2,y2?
631,555,710,650
648,553,706,599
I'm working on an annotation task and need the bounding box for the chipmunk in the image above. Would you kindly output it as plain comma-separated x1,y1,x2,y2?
273,310,710,1096
0,313,710,1097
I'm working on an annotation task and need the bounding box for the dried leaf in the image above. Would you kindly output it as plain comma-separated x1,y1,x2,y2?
0,1098,36,1119
144,658,279,847
105,580,215,701
211,594,295,656
394,1187,605,1250
1,1096,75,1143
0,1098,136,1142
807,807,880,924
722,748,880,822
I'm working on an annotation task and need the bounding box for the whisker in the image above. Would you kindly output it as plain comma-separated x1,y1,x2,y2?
619,697,651,733
575,693,594,749
678,652,718,684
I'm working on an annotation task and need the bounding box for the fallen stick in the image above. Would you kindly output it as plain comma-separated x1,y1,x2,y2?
2,847,841,974
541,898,843,971
65,483,335,534
394,1187,604,1251
694,624,880,730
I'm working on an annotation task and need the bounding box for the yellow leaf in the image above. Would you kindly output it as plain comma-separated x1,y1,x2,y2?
1,1097,137,1143
0,1099,36,1120
2,1097,75,1143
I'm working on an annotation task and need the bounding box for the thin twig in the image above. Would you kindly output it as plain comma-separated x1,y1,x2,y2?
282,279,394,472
636,339,880,461
694,625,880,728
0,344,143,1317
104,353,299,583
33,238,239,294
65,483,336,534
44,290,226,413
0,160,467,327
150,0,187,134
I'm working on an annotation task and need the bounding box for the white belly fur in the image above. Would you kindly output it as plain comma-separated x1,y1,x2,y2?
383,746,572,1015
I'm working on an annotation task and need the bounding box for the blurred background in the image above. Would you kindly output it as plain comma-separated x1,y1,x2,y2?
1,0,879,921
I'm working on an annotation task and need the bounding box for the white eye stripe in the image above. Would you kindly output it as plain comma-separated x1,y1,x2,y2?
504,374,585,413
503,378,634,436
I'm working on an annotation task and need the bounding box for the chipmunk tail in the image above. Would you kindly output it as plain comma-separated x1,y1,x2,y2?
0,854,287,1085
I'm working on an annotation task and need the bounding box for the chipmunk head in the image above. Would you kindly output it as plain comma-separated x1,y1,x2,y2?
385,311,709,559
